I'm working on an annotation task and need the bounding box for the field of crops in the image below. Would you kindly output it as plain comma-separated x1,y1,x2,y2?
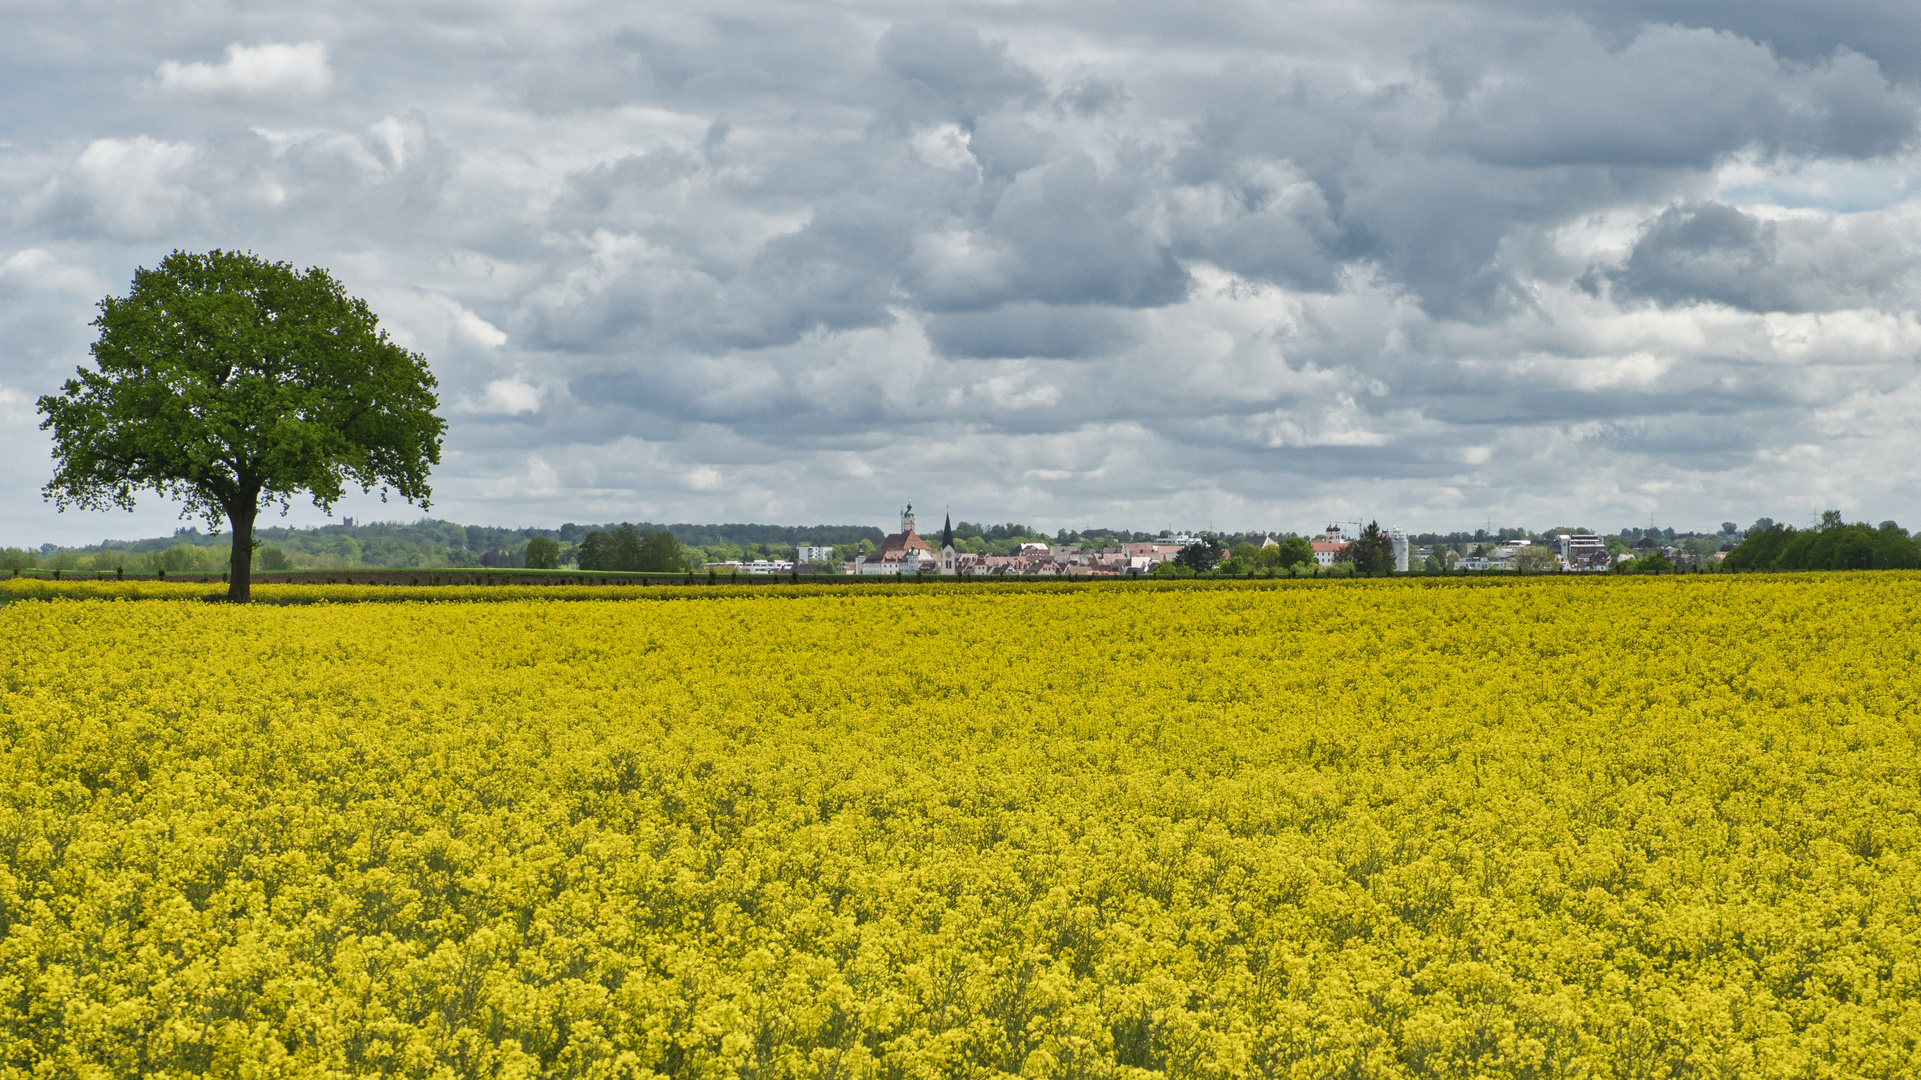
3,576,1919,1079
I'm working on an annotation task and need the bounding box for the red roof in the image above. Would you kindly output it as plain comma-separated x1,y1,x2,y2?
878,529,934,555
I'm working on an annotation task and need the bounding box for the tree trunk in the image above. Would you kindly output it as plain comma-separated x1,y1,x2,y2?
227,497,257,603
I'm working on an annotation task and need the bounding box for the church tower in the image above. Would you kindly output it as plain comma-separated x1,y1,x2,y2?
940,508,958,576
902,502,916,535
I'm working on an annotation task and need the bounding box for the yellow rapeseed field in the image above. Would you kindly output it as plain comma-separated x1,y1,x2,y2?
2,575,1919,1079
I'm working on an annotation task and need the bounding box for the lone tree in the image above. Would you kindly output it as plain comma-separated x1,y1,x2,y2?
38,250,444,603
1173,536,1224,573
1345,521,1397,574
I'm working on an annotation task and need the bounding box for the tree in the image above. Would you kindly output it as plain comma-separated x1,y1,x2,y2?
636,529,682,573
1616,551,1675,574
37,251,443,603
577,531,611,571
1277,535,1315,568
1513,545,1559,574
1728,514,1921,572
1348,521,1396,574
525,537,561,570
607,524,644,571
1174,537,1224,573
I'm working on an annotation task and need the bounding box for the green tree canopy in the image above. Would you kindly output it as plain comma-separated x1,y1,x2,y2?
1513,545,1560,574
607,524,644,571
524,537,561,570
1348,521,1396,574
37,250,443,602
1618,551,1676,574
1723,515,1919,572
574,524,682,573
576,531,612,571
636,529,683,573
1173,537,1224,573
1277,535,1315,568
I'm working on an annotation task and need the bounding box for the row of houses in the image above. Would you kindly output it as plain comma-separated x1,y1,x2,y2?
844,509,1415,576
714,509,1633,577
834,506,1167,576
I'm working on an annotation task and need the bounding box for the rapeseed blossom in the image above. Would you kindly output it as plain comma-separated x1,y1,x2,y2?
1,575,1917,1077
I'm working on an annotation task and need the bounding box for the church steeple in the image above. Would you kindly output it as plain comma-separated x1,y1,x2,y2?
941,509,953,551
902,502,916,535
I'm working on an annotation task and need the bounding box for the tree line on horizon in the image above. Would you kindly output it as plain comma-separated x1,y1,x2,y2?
13,512,1921,579
1722,513,1921,572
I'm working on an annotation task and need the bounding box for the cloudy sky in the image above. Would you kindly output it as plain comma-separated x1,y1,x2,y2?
5,0,1921,545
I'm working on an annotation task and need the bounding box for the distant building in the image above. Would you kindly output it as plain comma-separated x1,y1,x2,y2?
854,503,937,575
939,510,958,576
709,559,794,574
795,544,835,563
1555,533,1607,570
1310,541,1348,567
1121,543,1183,567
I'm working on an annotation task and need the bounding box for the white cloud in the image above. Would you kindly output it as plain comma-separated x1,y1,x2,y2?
476,378,542,415
59,136,198,238
155,42,332,98
450,306,508,349
911,123,979,172
0,249,100,296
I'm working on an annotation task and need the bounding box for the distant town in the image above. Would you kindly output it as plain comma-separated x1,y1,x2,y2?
9,503,1906,579
745,505,1735,577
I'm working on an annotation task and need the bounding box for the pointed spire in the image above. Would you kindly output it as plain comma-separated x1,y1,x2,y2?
942,508,953,551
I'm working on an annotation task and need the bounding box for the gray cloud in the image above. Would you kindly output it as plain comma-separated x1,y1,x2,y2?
1613,202,1920,311
876,20,1046,124
1442,27,1918,168
4,0,1921,546
923,303,1144,359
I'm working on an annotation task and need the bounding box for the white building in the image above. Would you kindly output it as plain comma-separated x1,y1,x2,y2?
1555,533,1607,570
709,559,795,574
